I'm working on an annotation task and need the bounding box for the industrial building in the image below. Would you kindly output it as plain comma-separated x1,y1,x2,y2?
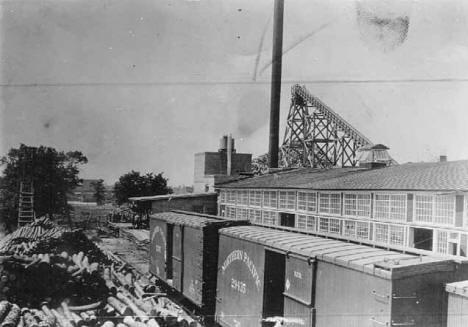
217,158,468,258
193,135,252,193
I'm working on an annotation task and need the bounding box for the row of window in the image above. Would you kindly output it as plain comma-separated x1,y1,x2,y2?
222,205,406,247
220,190,457,226
222,205,468,257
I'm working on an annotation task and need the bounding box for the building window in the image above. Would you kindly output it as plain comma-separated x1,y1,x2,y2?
415,194,433,223
306,216,317,231
344,193,371,218
436,230,448,254
226,206,237,219
238,190,249,206
344,220,356,238
319,217,329,233
375,223,389,244
220,190,227,203
263,191,278,209
297,215,307,229
249,209,262,224
227,190,237,204
411,227,433,251
415,194,455,226
318,193,341,215
356,221,370,240
249,190,262,207
279,191,296,210
262,211,277,225
434,196,455,225
389,225,405,246
329,218,341,234
236,207,248,220
374,193,406,222
297,192,317,213
280,213,295,227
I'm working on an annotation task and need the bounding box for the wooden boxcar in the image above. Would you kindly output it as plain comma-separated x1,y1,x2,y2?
215,225,465,327
446,280,468,327
149,210,248,317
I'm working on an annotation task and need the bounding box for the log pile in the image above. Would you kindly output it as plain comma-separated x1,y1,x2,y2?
0,218,68,255
0,224,202,327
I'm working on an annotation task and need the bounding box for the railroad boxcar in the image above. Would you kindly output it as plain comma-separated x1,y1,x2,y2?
215,225,466,327
149,210,248,317
446,280,468,327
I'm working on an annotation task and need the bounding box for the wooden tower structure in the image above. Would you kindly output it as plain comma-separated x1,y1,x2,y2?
281,85,374,168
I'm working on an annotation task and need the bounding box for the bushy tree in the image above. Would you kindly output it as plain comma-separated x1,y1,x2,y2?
0,144,88,229
91,179,106,205
114,171,172,205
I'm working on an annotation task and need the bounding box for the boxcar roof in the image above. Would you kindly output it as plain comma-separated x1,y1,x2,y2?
446,280,468,298
150,210,245,228
219,225,454,279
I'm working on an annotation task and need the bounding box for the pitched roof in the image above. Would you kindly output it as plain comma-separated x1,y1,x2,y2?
150,210,247,228
217,160,468,192
129,192,217,202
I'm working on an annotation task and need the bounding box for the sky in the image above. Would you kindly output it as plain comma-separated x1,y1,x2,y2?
1,0,468,187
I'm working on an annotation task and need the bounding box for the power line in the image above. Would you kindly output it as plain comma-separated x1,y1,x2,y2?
1,78,468,88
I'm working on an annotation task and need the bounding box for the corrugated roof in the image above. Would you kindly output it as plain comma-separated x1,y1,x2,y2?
220,225,453,279
150,210,246,228
130,192,217,202
217,160,468,191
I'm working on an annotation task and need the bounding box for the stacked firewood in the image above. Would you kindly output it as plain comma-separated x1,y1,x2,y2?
0,250,107,307
103,252,201,327
0,249,202,327
0,218,67,254
0,224,202,327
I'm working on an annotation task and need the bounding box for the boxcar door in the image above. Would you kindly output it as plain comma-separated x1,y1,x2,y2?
263,250,286,321
183,226,205,305
149,219,168,280
283,255,316,327
172,224,183,292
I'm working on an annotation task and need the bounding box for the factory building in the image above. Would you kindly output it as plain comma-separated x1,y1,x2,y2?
194,135,252,193
129,192,218,216
217,158,468,258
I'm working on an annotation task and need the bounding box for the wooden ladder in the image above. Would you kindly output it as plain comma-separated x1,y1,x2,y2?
18,180,35,227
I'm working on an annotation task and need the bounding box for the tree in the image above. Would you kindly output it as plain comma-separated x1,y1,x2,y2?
114,171,172,205
91,179,106,205
0,144,88,229
252,150,306,175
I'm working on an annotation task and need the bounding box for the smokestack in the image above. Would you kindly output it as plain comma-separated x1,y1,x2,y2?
227,134,232,176
268,0,284,168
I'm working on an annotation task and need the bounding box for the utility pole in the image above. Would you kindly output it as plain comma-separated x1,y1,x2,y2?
268,0,284,169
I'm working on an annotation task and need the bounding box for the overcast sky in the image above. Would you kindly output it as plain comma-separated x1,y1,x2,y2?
1,0,468,186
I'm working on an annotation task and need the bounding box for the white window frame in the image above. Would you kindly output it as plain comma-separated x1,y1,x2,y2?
373,192,407,223
219,190,227,204
318,192,342,216
278,190,297,211
226,190,237,205
249,190,262,207
262,210,278,226
343,192,371,219
413,193,456,227
237,189,249,206
297,191,317,213
263,190,278,209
